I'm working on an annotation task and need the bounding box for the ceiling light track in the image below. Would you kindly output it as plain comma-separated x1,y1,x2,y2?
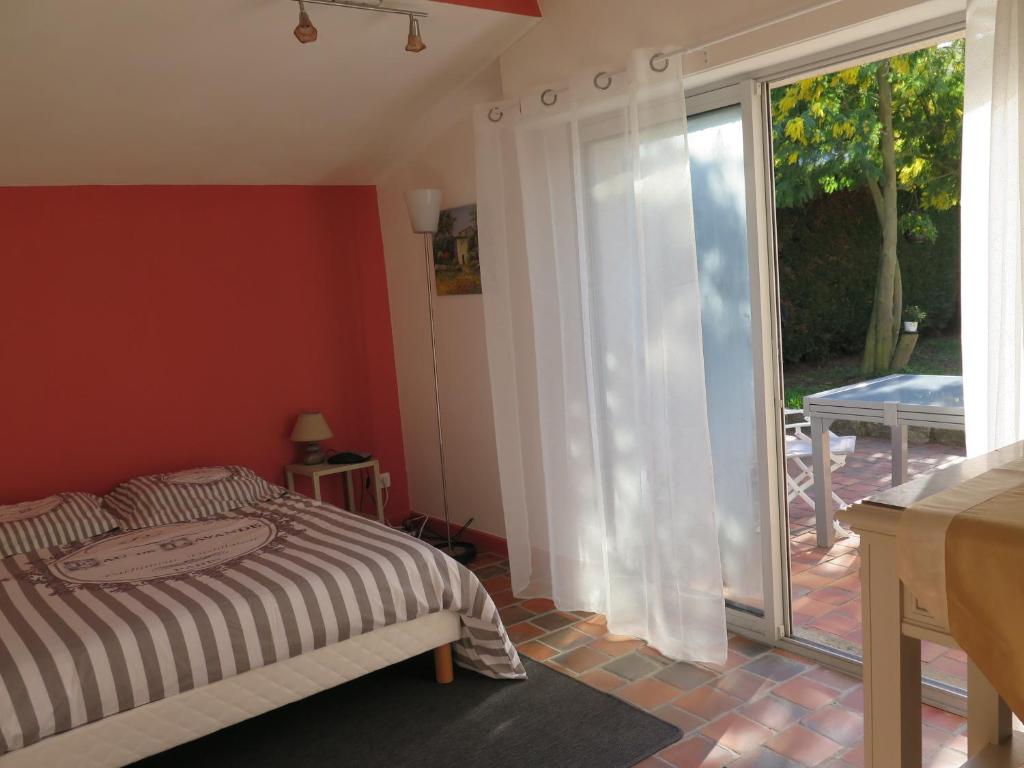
290,0,428,51
290,0,426,18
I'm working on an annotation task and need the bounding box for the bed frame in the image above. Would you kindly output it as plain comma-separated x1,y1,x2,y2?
0,611,460,768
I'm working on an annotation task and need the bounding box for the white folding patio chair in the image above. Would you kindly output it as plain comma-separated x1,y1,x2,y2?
783,408,857,512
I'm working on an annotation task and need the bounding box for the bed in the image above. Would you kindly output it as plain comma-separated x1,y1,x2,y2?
0,490,525,767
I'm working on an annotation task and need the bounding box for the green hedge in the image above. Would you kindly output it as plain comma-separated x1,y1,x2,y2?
777,188,960,364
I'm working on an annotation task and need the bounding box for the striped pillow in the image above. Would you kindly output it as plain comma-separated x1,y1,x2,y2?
105,465,282,530
0,493,119,557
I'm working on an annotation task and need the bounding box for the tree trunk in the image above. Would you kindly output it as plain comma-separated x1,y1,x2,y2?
860,61,903,377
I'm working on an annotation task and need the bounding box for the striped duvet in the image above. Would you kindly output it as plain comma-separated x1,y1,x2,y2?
0,494,525,754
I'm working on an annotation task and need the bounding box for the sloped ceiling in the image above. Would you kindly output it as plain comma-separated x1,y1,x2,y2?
0,1,538,185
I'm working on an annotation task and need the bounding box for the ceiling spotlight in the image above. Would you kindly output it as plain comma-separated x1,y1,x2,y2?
405,15,426,53
294,0,318,44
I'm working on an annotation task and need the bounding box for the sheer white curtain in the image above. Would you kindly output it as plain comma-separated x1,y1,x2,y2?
476,51,727,662
963,0,1024,455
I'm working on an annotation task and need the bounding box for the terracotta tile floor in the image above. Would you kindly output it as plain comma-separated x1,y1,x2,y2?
786,435,967,689
470,550,966,768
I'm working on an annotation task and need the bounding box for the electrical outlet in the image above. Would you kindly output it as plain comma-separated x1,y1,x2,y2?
379,472,391,489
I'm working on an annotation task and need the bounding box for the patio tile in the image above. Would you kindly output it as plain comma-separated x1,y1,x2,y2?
839,744,865,766
803,667,860,691
803,705,864,746
540,626,592,650
498,604,534,625
517,640,557,661
700,712,773,754
921,704,966,733
655,662,717,691
793,596,836,617
604,652,662,681
618,677,685,710
838,687,864,712
553,645,609,673
807,612,861,636
809,587,858,605
792,572,836,590
589,634,646,656
530,611,579,631
659,736,735,768
654,704,706,734
741,654,807,682
774,678,841,709
741,695,809,731
710,669,776,700
579,667,628,693
638,644,675,665
730,748,805,768
729,634,772,657
507,621,545,644
672,685,744,721
519,597,556,613
809,562,852,579
767,725,843,766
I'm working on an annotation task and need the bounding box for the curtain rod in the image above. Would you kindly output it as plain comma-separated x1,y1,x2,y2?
487,0,847,122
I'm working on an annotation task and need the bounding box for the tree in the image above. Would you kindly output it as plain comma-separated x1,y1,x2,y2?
772,41,963,375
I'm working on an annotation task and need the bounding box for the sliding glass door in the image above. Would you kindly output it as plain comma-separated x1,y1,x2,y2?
687,84,785,640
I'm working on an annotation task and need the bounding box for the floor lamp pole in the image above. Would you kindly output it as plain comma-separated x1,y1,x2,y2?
421,233,454,554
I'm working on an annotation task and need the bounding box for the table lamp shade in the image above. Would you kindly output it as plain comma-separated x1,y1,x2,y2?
290,412,333,443
405,189,442,234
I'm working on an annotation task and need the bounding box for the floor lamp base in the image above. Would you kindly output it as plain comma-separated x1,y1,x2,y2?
431,539,477,566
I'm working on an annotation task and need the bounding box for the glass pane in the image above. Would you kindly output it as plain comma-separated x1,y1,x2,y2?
688,105,764,612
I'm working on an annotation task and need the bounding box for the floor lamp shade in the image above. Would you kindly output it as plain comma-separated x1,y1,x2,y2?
405,189,442,234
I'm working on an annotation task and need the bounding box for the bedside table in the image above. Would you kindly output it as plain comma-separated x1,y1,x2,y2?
284,460,384,523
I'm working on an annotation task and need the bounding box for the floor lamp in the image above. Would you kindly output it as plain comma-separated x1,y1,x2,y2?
404,189,473,563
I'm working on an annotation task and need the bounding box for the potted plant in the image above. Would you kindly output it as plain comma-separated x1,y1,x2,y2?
903,305,926,333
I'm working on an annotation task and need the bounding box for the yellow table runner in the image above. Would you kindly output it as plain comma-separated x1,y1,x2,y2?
899,457,1024,717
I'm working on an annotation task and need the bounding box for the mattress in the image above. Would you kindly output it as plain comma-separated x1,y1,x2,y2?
0,610,461,768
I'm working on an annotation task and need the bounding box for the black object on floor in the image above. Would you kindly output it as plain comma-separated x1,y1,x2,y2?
131,656,680,768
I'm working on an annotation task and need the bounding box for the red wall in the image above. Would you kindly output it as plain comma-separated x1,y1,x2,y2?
0,186,409,520
431,0,541,16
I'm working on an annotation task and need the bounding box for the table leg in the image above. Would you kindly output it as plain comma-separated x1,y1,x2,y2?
968,659,1012,756
859,531,922,767
372,462,384,523
312,475,321,502
891,423,909,486
285,472,295,493
345,473,355,512
810,416,835,548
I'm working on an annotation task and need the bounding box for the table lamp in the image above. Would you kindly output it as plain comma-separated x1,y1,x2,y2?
290,412,333,465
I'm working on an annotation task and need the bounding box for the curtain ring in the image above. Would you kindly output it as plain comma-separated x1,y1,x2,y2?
593,72,613,91
649,53,670,73
540,88,559,107
487,106,504,123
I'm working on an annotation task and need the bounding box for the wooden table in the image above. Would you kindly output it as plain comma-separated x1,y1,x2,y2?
839,442,1024,768
284,460,384,523
805,374,964,547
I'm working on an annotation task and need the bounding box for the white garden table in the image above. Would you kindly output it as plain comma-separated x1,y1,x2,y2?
803,373,964,547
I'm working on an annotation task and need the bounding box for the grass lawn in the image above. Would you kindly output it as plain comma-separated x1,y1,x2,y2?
783,334,962,409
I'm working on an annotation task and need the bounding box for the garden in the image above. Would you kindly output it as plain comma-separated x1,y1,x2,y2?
771,40,964,435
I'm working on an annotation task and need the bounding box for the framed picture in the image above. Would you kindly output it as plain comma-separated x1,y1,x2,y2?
431,204,480,295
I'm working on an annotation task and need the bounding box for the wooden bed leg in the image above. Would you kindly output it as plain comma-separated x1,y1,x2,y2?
433,643,454,684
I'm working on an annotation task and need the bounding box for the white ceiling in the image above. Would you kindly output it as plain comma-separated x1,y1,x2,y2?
0,1,535,185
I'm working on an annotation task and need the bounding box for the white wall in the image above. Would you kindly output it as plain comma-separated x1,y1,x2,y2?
377,0,963,538
376,62,508,537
